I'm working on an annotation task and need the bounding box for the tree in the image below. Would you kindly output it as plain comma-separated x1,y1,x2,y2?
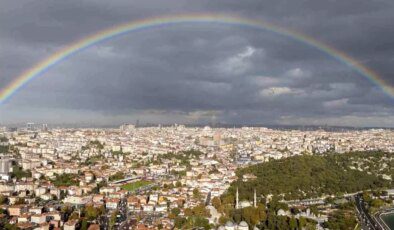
14,198,25,205
264,212,273,229
171,208,181,216
109,210,118,230
186,216,211,230
61,205,73,220
222,194,235,206
81,219,88,230
276,216,289,230
323,210,357,230
192,204,211,217
370,199,384,208
257,203,267,222
168,213,177,219
242,207,260,226
109,171,125,181
4,223,18,230
193,188,201,199
233,209,242,223
184,208,193,217
211,197,221,210
289,217,297,230
84,205,101,221
175,181,182,187
309,205,319,216
69,212,79,220
50,173,79,187
298,216,307,229
219,216,230,225
0,195,7,205
230,152,392,201
174,217,187,229
11,166,32,179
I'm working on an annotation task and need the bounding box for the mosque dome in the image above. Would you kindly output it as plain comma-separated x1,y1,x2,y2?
225,221,234,227
277,209,286,216
224,221,236,230
238,221,249,230
239,200,252,208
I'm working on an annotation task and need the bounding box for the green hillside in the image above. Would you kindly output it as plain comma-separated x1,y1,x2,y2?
227,151,393,201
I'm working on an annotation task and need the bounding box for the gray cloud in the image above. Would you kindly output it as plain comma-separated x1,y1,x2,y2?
0,0,393,127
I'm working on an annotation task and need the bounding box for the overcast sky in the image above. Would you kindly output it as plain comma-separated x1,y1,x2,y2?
0,0,393,127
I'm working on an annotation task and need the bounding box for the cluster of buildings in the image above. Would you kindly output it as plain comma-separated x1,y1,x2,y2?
0,124,392,229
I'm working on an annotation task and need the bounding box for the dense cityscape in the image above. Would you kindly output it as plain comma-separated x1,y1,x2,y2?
0,124,393,229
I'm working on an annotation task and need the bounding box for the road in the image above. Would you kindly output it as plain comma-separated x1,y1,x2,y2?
117,183,159,229
354,194,383,230
374,208,394,230
117,197,129,230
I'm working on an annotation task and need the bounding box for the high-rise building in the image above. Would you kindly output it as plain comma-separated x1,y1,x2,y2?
26,122,35,131
120,124,135,132
0,157,12,175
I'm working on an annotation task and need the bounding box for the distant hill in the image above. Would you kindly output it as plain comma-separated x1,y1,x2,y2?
226,151,393,201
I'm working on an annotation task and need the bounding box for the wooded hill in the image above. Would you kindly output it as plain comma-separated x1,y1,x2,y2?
227,151,393,201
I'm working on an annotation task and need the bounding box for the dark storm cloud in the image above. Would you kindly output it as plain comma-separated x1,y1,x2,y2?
0,0,393,126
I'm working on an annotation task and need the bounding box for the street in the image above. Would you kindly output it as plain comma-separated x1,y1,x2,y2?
354,194,383,230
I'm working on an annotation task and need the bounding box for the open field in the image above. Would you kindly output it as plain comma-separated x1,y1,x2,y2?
121,180,152,191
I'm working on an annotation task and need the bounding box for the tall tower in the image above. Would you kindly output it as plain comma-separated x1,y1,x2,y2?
254,189,257,208
236,187,239,209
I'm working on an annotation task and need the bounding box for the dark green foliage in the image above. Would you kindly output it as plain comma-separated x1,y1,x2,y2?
183,216,211,229
112,150,124,156
323,209,357,230
81,219,88,230
83,205,105,221
180,203,212,229
227,151,392,201
171,208,181,216
82,155,102,165
4,223,18,230
0,195,7,205
174,217,187,229
82,140,104,151
109,210,118,230
50,173,79,187
0,145,8,153
11,166,32,179
108,171,125,181
170,170,186,177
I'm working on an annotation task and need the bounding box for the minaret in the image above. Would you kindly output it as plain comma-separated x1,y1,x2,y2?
236,187,239,209
254,189,257,208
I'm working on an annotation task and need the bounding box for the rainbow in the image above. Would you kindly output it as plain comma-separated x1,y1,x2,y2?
1,13,393,104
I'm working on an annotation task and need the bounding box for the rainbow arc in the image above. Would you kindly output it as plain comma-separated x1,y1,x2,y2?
1,14,392,104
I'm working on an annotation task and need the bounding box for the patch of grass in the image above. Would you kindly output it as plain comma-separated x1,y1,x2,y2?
121,180,152,191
